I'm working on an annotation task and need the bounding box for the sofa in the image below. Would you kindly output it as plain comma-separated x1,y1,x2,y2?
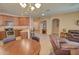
66,30,79,42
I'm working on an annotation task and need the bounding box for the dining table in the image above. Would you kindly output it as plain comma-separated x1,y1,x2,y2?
0,39,40,55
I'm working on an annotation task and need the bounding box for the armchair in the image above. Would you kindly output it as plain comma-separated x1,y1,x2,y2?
49,34,70,55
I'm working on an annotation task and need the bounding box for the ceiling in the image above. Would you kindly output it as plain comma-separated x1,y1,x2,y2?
0,3,79,18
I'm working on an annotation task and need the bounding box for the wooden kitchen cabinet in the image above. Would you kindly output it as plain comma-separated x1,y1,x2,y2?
14,30,21,37
2,15,9,26
13,17,19,26
0,15,30,26
19,17,29,26
20,30,28,39
0,31,6,40
2,15,17,26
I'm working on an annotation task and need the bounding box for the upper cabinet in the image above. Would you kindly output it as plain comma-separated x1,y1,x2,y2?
13,17,19,26
3,15,9,25
0,15,30,26
19,17,29,26
0,15,3,26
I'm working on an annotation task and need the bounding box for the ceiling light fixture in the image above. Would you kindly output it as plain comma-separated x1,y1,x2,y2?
19,3,27,8
20,3,41,11
42,13,45,16
35,3,41,8
19,3,41,39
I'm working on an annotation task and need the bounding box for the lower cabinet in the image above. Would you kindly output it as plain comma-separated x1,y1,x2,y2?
14,30,21,37
20,31,28,39
0,31,6,40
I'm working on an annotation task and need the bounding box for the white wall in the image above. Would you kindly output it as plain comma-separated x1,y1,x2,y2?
40,12,79,35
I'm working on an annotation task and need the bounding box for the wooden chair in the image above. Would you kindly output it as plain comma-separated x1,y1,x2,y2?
3,37,16,44
49,34,70,55
32,36,39,42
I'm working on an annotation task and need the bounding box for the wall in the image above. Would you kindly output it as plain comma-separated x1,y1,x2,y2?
40,12,79,35
34,17,41,33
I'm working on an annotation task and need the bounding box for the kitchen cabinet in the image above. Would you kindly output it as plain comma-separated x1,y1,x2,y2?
3,15,9,26
0,15,30,26
0,15,3,26
13,17,19,26
14,30,21,37
19,17,29,26
0,31,6,40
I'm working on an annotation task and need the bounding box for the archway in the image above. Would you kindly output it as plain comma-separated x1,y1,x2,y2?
52,18,60,36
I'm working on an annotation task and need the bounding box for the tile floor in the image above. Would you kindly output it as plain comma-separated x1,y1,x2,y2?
34,33,54,55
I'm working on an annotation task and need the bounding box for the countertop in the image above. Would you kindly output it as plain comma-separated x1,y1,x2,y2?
0,26,29,31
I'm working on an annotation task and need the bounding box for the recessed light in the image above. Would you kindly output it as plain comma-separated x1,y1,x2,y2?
42,13,45,16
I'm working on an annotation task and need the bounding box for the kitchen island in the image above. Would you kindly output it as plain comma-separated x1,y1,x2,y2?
0,26,29,40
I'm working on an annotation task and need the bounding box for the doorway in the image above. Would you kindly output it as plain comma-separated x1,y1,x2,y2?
52,18,60,36
41,20,47,34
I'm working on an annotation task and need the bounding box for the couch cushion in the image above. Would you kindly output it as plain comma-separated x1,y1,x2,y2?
67,30,79,42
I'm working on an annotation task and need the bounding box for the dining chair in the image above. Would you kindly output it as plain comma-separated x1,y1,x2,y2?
32,36,39,42
3,37,16,44
49,34,70,55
